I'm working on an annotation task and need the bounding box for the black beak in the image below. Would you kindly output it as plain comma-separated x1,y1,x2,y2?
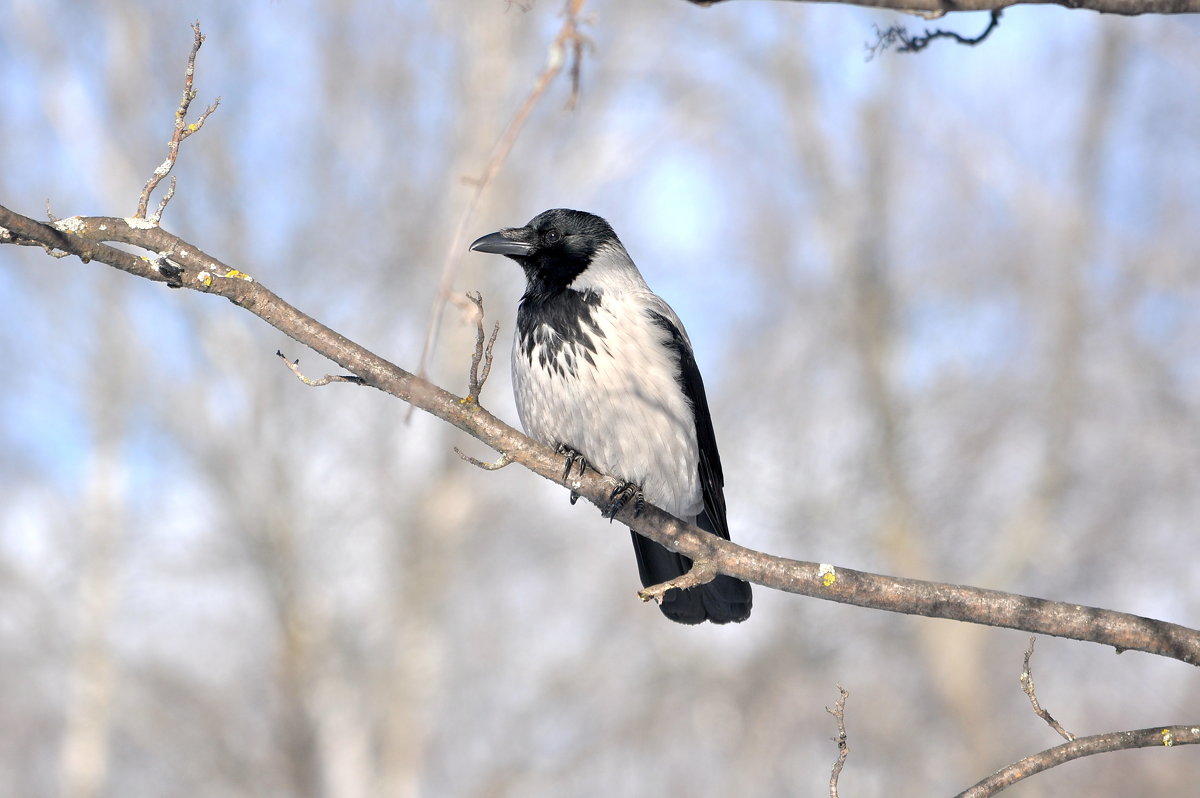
469,228,535,256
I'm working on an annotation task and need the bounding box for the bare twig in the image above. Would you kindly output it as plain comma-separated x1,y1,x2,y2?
637,559,717,604
827,686,850,798
1020,637,1075,741
562,0,594,111
153,177,178,223
276,351,366,387
867,10,1001,60
135,21,221,221
955,725,1200,797
453,448,513,470
464,291,500,403
409,0,590,418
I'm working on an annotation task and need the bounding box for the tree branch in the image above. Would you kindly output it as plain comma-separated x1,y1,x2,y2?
682,0,1200,17
4,202,1200,668
866,10,1002,58
955,725,1200,797
135,21,220,222
276,351,366,387
463,291,500,404
1020,637,1075,741
826,686,850,798
411,0,592,407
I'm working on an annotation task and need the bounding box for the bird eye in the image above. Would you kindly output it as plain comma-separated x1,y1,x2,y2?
544,229,561,244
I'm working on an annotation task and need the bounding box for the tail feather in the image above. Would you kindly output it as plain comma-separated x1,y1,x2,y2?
630,511,752,625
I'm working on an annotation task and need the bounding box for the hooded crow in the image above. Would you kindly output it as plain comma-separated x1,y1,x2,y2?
470,208,752,624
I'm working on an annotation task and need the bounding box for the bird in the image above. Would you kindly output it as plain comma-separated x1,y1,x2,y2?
469,208,752,624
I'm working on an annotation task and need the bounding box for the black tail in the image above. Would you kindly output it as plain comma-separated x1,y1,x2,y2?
630,510,752,625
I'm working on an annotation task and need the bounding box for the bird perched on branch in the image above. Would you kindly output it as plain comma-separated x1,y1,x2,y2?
470,209,752,624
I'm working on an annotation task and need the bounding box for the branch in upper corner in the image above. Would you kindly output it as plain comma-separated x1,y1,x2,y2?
682,0,1200,17
134,21,221,222
954,725,1200,797
826,686,850,798
866,10,1001,60
1020,637,1075,742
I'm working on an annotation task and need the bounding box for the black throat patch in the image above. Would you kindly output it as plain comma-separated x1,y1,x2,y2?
517,289,607,378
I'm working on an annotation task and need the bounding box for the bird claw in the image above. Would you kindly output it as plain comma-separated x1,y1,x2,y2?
605,481,644,522
558,445,590,507
557,444,589,482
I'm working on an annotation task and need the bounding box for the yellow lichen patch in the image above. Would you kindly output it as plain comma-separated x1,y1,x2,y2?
222,268,254,282
818,563,837,588
196,271,213,287
1162,728,1174,747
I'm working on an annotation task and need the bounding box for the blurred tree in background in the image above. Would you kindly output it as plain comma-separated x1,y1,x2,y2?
2,1,1198,796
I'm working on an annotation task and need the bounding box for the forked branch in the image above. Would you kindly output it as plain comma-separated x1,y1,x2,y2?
135,21,221,222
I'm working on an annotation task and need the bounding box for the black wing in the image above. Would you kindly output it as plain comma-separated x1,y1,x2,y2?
644,310,751,624
647,311,728,539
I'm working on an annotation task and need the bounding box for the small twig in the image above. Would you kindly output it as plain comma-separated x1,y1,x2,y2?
464,291,501,403
453,447,513,470
1020,637,1075,741
153,177,178,224
562,0,594,110
827,686,850,798
276,351,366,386
866,10,1002,60
637,559,718,604
408,0,591,419
41,198,72,256
135,21,221,221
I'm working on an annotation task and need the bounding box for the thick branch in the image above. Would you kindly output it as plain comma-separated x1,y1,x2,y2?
956,725,1200,797
683,0,1200,17
4,202,1200,668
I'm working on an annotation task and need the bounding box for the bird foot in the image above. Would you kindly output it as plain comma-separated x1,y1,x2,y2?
557,444,589,481
557,444,589,506
605,481,645,522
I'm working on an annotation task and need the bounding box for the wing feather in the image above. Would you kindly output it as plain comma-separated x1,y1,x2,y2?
645,309,729,540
